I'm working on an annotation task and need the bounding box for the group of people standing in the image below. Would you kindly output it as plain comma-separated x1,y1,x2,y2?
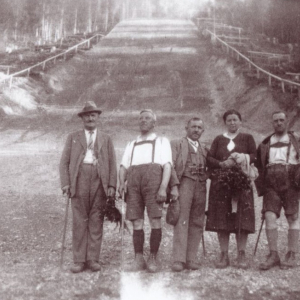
60,101,300,274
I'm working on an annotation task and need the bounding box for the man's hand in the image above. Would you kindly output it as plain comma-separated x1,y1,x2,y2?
156,185,167,203
107,187,116,198
62,185,70,198
170,185,179,201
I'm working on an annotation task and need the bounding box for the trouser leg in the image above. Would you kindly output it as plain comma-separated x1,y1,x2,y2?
71,164,104,263
186,181,206,262
86,166,106,261
173,178,194,263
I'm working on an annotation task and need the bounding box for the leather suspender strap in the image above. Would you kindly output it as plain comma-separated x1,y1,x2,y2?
129,138,157,166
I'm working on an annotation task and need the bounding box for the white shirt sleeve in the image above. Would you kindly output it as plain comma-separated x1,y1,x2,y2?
120,141,134,169
159,137,172,166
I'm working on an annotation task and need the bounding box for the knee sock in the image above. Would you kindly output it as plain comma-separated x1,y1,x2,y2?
218,231,230,252
133,229,144,254
150,228,162,255
288,229,299,253
266,229,278,252
236,232,248,252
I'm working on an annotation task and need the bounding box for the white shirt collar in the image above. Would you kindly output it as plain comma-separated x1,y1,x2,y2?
136,133,157,142
187,137,199,147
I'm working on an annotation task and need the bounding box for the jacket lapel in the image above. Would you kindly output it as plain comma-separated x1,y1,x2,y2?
96,130,104,152
181,138,189,167
77,130,87,150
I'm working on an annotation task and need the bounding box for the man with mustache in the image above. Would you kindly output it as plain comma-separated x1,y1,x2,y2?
256,111,300,270
60,101,117,273
170,117,208,272
119,109,172,273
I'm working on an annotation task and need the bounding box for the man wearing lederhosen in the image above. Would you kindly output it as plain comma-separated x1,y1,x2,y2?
256,111,300,270
60,101,117,273
119,109,172,273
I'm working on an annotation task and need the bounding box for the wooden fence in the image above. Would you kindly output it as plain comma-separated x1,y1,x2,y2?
0,33,104,89
203,29,300,95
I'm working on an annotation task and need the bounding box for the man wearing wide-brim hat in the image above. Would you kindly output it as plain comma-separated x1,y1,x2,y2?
60,101,117,273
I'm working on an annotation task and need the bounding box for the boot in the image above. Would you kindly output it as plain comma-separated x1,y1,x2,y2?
87,260,101,272
70,262,85,273
147,253,160,273
259,251,280,270
215,251,230,269
171,261,185,272
126,253,147,272
236,250,248,269
280,251,296,270
186,260,201,270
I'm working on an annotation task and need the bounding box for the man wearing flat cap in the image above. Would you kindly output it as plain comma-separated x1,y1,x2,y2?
119,109,172,273
60,101,117,273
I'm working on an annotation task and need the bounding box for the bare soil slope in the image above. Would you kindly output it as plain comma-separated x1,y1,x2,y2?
0,19,300,300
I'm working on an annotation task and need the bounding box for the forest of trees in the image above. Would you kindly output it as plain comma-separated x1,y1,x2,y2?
0,0,299,45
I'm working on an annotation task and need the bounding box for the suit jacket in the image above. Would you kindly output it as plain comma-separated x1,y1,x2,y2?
59,129,117,197
255,131,300,196
170,137,208,186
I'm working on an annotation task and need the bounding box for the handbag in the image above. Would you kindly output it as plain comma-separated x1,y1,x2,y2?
166,199,180,226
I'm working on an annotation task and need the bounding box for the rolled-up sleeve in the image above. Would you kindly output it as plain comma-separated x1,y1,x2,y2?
160,137,172,166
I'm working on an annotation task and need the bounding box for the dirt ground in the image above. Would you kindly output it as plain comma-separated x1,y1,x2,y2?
1,19,300,300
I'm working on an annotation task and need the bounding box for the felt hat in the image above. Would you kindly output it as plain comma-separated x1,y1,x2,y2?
78,101,102,117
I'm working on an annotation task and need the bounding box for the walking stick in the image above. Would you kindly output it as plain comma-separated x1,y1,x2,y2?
121,191,125,272
60,196,70,269
254,215,265,256
202,233,206,257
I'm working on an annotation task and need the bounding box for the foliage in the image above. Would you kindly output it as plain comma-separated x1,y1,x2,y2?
212,166,251,196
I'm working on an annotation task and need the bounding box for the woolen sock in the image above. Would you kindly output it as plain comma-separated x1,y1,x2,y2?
133,229,144,254
150,228,162,254
218,231,230,252
266,229,278,252
288,229,299,253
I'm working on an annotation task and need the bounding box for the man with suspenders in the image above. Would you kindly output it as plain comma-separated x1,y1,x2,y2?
119,109,172,273
255,111,300,270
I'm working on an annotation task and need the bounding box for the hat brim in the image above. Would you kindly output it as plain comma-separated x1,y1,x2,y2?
78,109,102,117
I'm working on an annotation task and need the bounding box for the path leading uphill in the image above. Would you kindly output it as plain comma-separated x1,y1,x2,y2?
0,19,298,300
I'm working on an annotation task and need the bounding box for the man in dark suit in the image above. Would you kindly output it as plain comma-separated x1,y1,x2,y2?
170,117,207,272
60,101,117,273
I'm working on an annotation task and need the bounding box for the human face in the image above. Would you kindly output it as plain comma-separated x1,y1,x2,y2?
81,112,100,130
139,112,155,134
272,113,288,134
186,120,204,141
225,114,241,133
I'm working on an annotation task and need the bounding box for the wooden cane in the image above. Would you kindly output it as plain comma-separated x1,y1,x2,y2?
202,233,206,257
121,191,125,272
254,217,265,256
60,196,70,269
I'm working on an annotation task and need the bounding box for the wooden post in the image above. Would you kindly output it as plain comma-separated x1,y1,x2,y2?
43,62,46,70
256,69,260,79
7,67,10,75
268,75,272,86
27,69,30,77
281,81,285,93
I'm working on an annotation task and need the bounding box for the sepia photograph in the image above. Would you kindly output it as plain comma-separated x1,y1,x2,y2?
0,0,300,299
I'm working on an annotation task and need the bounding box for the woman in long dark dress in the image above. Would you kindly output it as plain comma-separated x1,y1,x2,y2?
206,109,256,269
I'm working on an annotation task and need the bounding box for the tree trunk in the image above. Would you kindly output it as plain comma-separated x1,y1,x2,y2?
87,0,92,33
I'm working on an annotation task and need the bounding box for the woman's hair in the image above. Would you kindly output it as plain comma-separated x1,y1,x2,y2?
223,109,242,122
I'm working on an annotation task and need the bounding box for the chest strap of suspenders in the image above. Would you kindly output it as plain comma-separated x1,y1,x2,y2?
129,138,157,167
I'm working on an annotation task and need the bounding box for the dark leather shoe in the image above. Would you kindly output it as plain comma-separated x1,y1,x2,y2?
186,261,201,270
87,261,101,272
147,253,160,273
70,262,85,273
280,251,296,270
126,253,147,272
172,261,185,272
215,252,230,269
259,251,280,270
236,250,248,269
